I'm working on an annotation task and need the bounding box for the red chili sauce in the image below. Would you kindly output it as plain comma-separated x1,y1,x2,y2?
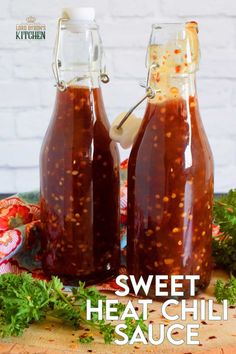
40,86,120,285
127,96,214,298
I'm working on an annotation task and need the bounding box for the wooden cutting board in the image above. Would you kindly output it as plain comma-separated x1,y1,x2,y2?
1,270,236,354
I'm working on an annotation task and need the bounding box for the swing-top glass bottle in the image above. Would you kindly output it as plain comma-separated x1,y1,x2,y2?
40,8,120,284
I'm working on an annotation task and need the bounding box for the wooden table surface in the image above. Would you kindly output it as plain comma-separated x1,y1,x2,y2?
0,270,236,354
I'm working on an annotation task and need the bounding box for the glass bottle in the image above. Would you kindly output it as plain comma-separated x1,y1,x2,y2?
40,8,120,285
127,22,214,298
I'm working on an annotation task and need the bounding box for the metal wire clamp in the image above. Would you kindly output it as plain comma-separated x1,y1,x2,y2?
116,63,160,130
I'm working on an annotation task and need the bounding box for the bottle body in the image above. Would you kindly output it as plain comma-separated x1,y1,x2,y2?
40,86,120,284
127,91,213,297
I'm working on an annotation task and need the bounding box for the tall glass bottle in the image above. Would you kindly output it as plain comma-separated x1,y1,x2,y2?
40,8,120,284
127,22,214,297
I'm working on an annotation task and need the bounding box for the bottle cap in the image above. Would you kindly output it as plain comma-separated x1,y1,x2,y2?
109,113,142,149
62,7,95,21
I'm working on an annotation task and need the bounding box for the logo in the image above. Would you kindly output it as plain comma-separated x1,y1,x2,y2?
16,17,46,40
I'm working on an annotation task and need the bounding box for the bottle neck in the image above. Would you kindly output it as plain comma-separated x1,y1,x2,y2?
148,73,197,104
54,19,105,91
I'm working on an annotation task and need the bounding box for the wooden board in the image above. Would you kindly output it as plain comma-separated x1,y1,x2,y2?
1,270,236,354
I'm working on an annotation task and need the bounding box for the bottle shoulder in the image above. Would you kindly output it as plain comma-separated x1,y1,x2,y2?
40,87,119,163
129,98,214,172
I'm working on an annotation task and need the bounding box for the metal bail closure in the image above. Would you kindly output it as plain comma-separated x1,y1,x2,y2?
116,63,160,130
101,72,110,84
100,53,110,84
109,63,160,149
52,18,68,92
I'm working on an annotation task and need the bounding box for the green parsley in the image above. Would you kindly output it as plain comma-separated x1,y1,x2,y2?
214,275,236,306
213,189,236,274
0,273,145,343
124,316,148,339
78,335,94,343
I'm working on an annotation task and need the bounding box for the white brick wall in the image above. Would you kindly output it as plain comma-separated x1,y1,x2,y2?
1,0,236,193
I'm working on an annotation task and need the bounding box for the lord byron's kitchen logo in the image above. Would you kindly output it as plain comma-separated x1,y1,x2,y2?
16,16,46,40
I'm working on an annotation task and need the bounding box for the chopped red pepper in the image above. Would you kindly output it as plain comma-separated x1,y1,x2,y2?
174,49,181,54
175,65,181,73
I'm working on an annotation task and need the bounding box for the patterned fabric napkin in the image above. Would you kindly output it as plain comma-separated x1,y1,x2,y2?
0,160,128,285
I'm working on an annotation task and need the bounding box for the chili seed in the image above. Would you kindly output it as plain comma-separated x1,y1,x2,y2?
164,258,174,265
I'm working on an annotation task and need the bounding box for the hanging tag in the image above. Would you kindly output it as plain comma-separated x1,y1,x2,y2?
110,112,142,149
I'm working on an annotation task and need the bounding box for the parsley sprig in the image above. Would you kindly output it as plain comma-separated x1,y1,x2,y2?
214,275,236,306
0,273,146,343
213,189,236,274
212,190,236,305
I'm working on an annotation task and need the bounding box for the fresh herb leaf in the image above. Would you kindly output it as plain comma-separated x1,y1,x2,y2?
0,273,146,344
213,189,236,274
0,273,51,337
124,315,148,340
98,320,116,344
214,275,236,306
79,335,94,343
